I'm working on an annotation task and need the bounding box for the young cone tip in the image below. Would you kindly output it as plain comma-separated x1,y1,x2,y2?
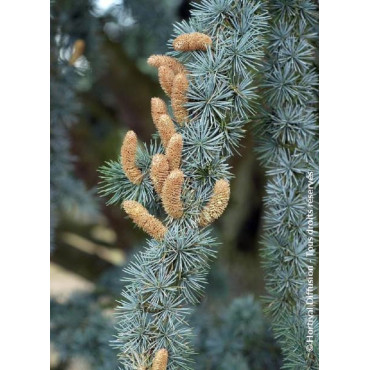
162,169,184,219
122,200,167,240
147,54,186,75
199,179,230,227
121,130,142,184
150,154,170,195
173,32,212,52
166,134,183,170
152,348,168,370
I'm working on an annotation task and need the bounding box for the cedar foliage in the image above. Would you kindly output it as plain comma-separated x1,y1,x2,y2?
254,1,319,368
99,0,268,368
50,0,101,249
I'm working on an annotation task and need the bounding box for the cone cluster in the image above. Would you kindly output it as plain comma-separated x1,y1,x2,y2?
147,55,189,126
118,36,231,367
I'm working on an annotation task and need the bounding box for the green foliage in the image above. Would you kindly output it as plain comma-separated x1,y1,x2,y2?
99,0,269,368
51,293,118,369
50,271,281,370
50,0,102,249
254,1,319,368
118,0,183,62
193,295,282,370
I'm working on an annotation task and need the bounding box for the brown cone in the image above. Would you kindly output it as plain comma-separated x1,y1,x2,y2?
147,55,186,75
150,154,170,195
122,200,167,240
151,98,168,129
166,134,183,170
157,114,176,148
158,65,175,96
162,169,184,219
173,32,212,52
171,73,189,125
199,179,230,227
121,131,143,184
152,349,168,370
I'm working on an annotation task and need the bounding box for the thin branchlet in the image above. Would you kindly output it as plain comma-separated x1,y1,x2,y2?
254,1,319,368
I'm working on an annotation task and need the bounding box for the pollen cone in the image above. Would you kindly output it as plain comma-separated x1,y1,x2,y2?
173,32,212,51
162,169,184,219
166,134,183,170
152,349,168,370
151,98,168,129
147,55,186,75
157,114,176,148
150,154,170,195
158,65,175,96
199,179,230,227
121,130,142,184
171,73,189,125
122,200,167,240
